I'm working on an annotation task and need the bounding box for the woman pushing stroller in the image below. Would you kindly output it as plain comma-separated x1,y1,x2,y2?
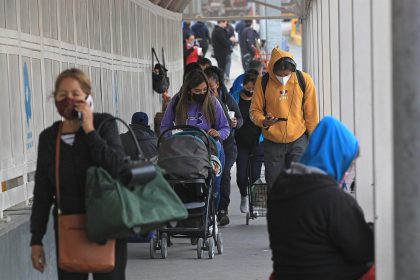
160,69,230,198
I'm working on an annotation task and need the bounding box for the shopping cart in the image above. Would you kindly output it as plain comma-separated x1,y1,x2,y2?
245,154,267,225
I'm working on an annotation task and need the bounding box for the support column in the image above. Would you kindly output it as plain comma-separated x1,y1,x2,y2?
393,0,420,278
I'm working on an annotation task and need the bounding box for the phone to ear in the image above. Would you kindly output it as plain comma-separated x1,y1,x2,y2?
78,95,94,121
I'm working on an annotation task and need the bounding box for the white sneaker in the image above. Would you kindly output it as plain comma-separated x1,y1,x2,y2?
240,196,249,213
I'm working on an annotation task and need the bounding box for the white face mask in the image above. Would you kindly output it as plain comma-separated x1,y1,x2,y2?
276,74,291,85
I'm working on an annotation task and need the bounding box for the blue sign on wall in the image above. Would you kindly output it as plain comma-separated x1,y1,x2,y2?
113,71,120,117
23,62,33,150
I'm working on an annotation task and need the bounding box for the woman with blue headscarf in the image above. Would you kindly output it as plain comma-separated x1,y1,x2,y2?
267,116,374,280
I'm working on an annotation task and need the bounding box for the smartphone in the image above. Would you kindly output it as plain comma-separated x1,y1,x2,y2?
78,95,94,121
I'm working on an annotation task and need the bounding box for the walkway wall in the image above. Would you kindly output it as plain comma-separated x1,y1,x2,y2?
0,0,184,216
0,1,183,278
302,0,394,279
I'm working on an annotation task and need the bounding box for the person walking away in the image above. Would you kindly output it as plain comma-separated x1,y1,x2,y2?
30,68,127,279
121,112,158,160
160,69,230,210
229,59,264,95
235,21,246,65
205,67,243,226
267,116,374,280
183,21,192,41
211,21,235,79
250,48,319,189
240,20,259,71
224,21,237,80
191,21,210,57
184,34,201,66
232,72,263,214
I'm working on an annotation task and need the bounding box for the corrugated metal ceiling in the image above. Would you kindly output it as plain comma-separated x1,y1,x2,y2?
149,0,193,13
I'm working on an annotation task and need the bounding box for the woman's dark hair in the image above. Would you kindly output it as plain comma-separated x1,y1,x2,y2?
243,73,258,85
184,63,202,78
204,68,220,83
246,69,260,76
249,60,263,71
176,69,216,126
197,57,212,67
205,66,224,85
273,57,297,73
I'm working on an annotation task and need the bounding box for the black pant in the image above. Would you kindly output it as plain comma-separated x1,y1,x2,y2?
219,138,238,211
57,238,128,280
214,53,228,76
236,143,264,197
197,39,209,57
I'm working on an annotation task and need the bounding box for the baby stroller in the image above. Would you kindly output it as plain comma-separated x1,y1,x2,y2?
151,125,223,259
246,154,267,225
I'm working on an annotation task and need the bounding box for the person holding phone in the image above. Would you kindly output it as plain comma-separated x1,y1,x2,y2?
250,48,319,188
30,68,127,279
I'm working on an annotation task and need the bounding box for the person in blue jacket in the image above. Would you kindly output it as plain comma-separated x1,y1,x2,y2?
229,60,263,95
267,116,374,280
232,72,264,213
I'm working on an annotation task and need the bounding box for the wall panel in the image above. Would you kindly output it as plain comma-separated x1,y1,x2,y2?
0,0,183,214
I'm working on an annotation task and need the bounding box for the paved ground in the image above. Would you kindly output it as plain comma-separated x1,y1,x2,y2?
125,165,272,280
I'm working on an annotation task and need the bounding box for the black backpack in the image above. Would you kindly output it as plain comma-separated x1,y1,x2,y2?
261,70,306,115
152,48,170,94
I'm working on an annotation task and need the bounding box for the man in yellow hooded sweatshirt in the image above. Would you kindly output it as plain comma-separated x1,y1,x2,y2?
250,48,319,188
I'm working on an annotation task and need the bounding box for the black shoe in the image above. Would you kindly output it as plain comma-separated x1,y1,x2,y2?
218,210,230,227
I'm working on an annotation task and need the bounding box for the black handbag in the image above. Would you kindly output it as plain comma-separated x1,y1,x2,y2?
152,48,170,94
97,117,157,186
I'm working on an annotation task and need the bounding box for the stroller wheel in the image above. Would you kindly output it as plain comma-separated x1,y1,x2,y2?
197,238,204,259
150,237,157,259
161,234,168,259
246,212,250,225
216,233,224,255
208,238,215,259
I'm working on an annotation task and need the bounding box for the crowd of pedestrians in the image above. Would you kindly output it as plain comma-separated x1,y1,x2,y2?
29,19,374,280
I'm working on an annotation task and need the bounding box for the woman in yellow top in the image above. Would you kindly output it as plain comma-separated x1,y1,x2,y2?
250,48,319,188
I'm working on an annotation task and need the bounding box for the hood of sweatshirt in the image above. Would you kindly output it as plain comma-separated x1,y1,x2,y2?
267,48,296,84
299,116,359,182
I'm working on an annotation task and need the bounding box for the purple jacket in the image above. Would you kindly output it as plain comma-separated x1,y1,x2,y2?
160,95,230,141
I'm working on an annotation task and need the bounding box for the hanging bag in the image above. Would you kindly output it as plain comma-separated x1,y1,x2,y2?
152,48,170,94
85,117,188,242
55,122,116,273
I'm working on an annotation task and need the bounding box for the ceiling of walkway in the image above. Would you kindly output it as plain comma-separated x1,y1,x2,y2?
149,0,192,13
149,0,308,18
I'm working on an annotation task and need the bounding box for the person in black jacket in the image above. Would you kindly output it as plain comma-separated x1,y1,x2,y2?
211,21,235,79
232,72,263,214
205,67,243,226
120,112,158,160
267,116,374,280
191,21,210,57
239,20,259,71
30,69,127,280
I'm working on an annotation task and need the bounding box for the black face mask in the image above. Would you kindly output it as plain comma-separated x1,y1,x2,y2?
192,94,206,104
243,89,254,97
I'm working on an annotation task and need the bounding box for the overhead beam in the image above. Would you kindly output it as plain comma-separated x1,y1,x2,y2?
250,0,286,11
183,14,297,22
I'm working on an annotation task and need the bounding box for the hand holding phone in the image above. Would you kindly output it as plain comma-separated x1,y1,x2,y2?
75,95,95,134
263,113,279,128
